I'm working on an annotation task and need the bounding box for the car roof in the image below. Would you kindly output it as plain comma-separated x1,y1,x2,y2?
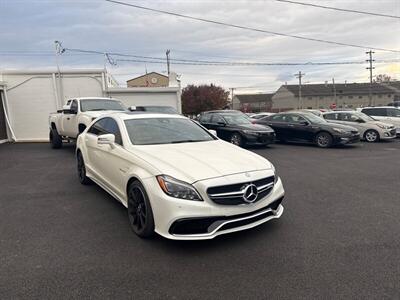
203,110,242,114
70,97,121,101
361,106,399,109
323,111,358,114
101,112,187,121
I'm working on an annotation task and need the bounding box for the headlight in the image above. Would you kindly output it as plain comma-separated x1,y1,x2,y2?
376,124,390,129
271,164,279,184
332,127,347,134
243,130,258,135
156,175,202,201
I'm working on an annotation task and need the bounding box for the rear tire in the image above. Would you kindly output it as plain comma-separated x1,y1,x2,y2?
127,181,155,238
230,132,244,147
77,151,92,185
315,132,333,148
50,128,62,149
364,129,380,143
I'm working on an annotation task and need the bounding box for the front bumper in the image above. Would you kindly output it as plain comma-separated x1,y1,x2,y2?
334,133,360,145
381,128,397,140
143,171,285,240
244,132,275,145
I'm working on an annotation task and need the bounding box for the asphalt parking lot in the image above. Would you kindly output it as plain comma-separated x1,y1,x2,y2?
1,140,399,299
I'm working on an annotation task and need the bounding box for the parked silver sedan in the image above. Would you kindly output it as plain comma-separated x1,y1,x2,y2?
323,111,396,142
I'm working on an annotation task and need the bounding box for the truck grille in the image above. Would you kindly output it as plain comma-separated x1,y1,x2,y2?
207,176,275,205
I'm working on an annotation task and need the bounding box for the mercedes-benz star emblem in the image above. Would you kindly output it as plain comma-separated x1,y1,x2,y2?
242,184,258,203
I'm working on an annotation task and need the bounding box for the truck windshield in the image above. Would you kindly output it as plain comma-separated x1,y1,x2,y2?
80,99,126,112
124,118,215,145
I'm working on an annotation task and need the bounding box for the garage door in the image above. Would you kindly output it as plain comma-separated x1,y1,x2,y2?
0,91,7,140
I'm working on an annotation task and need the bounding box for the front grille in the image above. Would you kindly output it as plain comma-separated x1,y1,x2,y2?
207,176,275,205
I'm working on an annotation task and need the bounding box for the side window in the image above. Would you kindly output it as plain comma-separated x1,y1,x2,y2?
70,100,78,113
87,118,123,146
388,108,400,117
271,114,285,122
286,114,306,124
87,118,108,136
210,114,225,124
103,118,123,146
324,113,337,120
199,114,211,123
363,108,386,116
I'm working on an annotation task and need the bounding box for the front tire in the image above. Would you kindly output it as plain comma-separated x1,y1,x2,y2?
127,181,155,238
50,128,62,149
230,132,244,147
77,152,92,185
315,132,333,148
364,129,380,143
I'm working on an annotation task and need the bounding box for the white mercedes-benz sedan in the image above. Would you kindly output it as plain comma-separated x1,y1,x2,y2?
76,112,285,240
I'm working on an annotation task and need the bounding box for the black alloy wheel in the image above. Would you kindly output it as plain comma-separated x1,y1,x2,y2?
77,152,91,185
315,132,333,148
127,181,155,238
230,132,243,147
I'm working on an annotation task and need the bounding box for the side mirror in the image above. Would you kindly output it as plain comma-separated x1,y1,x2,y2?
97,134,115,146
128,105,137,111
300,121,309,126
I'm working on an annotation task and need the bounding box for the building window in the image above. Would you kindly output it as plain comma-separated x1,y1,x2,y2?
348,95,353,99
388,94,392,97
308,97,312,100
358,96,363,99
319,96,323,99
378,95,382,98
338,96,343,99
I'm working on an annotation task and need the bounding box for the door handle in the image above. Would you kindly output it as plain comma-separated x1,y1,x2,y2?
288,124,294,127
67,117,70,120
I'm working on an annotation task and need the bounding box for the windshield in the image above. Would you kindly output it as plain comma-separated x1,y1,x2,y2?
222,114,252,125
124,118,215,145
139,106,178,114
80,99,126,112
303,113,327,124
354,112,375,122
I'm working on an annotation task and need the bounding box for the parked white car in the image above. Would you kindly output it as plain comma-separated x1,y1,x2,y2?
323,111,396,142
76,113,285,240
357,106,400,136
49,97,126,148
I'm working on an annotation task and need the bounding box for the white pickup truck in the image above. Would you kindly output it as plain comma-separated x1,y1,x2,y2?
49,97,126,148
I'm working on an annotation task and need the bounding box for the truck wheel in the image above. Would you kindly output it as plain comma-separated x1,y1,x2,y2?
50,128,62,149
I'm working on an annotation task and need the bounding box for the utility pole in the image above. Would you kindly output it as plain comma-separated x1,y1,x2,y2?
166,49,171,75
230,88,235,109
332,78,337,107
54,41,64,107
366,50,375,106
294,71,305,109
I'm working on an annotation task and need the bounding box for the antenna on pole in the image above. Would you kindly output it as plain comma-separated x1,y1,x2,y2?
294,71,305,109
166,49,171,75
366,50,375,106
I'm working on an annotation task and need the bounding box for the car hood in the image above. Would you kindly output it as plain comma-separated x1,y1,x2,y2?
229,123,274,131
371,121,395,128
126,140,273,183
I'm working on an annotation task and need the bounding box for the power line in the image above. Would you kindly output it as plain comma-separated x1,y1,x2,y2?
104,0,400,53
276,0,400,19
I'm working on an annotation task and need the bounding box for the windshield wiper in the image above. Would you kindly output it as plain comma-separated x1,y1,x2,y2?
88,108,108,111
170,140,206,144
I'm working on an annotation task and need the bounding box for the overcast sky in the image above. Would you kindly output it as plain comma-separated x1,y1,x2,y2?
0,0,399,93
